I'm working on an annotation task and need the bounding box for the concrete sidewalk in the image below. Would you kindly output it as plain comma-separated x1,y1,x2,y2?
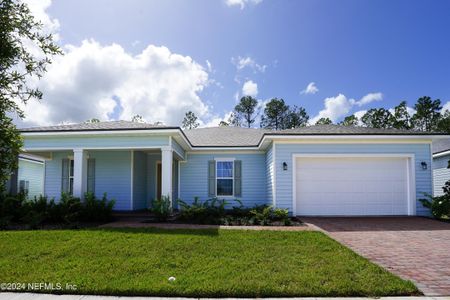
1,293,450,300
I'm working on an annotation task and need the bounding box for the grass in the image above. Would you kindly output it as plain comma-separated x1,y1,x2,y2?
0,228,419,297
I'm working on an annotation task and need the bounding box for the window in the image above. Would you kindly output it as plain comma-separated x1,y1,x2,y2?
216,160,233,196
69,159,74,195
19,180,29,195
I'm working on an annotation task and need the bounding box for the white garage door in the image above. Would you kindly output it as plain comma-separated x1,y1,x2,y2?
295,156,410,216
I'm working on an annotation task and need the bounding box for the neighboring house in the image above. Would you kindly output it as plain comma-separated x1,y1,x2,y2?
432,139,450,196
5,155,45,199
18,121,447,216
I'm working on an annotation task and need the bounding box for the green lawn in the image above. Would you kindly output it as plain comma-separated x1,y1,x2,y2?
0,228,419,297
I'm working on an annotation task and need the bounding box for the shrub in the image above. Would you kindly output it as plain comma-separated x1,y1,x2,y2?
249,205,273,225
177,197,233,224
0,192,115,229
82,192,115,222
151,196,172,221
0,192,27,223
420,180,450,220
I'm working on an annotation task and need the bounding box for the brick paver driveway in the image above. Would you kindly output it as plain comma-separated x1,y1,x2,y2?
301,217,450,296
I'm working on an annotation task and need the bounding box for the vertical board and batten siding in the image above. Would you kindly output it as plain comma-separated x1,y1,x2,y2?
147,154,160,201
23,135,170,150
274,143,432,216
432,154,450,196
173,159,179,209
18,159,45,199
44,151,71,199
179,153,267,207
133,151,148,210
44,150,133,210
90,151,132,210
265,145,274,205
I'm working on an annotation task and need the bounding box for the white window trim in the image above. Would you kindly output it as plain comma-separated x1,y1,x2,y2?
215,159,234,197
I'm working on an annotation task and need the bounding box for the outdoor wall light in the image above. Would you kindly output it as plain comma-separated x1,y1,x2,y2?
421,161,428,170
282,162,288,171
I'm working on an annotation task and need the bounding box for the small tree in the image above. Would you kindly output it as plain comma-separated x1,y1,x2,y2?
85,118,100,123
0,0,62,192
284,106,309,128
361,108,395,128
340,115,358,126
315,117,333,125
411,96,442,131
181,111,199,129
260,98,289,130
233,96,259,128
131,114,145,123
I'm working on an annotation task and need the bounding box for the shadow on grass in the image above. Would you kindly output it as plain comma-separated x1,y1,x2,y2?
86,226,220,236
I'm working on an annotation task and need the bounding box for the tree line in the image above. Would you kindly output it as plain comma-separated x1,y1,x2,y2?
182,96,449,133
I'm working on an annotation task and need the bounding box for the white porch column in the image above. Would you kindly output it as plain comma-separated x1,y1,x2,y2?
161,147,173,201
73,149,87,199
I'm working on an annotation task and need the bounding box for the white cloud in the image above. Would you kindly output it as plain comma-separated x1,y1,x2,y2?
310,94,352,124
16,40,210,127
355,92,383,107
225,0,262,9
300,82,319,95
441,101,450,113
201,111,234,127
23,0,60,39
310,92,384,124
242,80,258,97
206,60,213,73
232,56,266,73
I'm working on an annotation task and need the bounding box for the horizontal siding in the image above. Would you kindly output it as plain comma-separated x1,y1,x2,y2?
24,135,169,150
180,153,267,207
433,154,450,196
18,159,45,199
172,139,185,158
275,143,432,216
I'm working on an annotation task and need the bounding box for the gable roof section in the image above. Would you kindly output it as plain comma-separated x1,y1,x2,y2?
20,121,446,148
432,139,450,155
184,127,268,147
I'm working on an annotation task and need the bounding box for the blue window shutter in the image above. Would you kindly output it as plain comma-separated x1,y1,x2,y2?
87,158,95,194
234,160,242,197
208,160,216,197
61,158,69,194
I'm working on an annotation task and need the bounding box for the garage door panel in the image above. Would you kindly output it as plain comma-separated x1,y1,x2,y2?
295,157,409,216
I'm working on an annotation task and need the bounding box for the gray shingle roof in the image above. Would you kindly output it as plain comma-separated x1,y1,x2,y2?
184,127,268,147
20,122,444,148
432,139,450,154
20,120,176,132
276,125,428,135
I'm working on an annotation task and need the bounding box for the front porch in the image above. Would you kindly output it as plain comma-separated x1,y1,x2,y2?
22,147,183,211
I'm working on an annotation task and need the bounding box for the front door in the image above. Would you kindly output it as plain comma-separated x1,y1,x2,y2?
156,162,162,200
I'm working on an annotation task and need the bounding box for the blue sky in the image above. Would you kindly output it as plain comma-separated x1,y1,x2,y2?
18,0,450,127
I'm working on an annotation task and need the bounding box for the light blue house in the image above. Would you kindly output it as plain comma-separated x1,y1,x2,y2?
19,121,446,216
432,139,450,196
6,155,45,199
17,155,45,199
